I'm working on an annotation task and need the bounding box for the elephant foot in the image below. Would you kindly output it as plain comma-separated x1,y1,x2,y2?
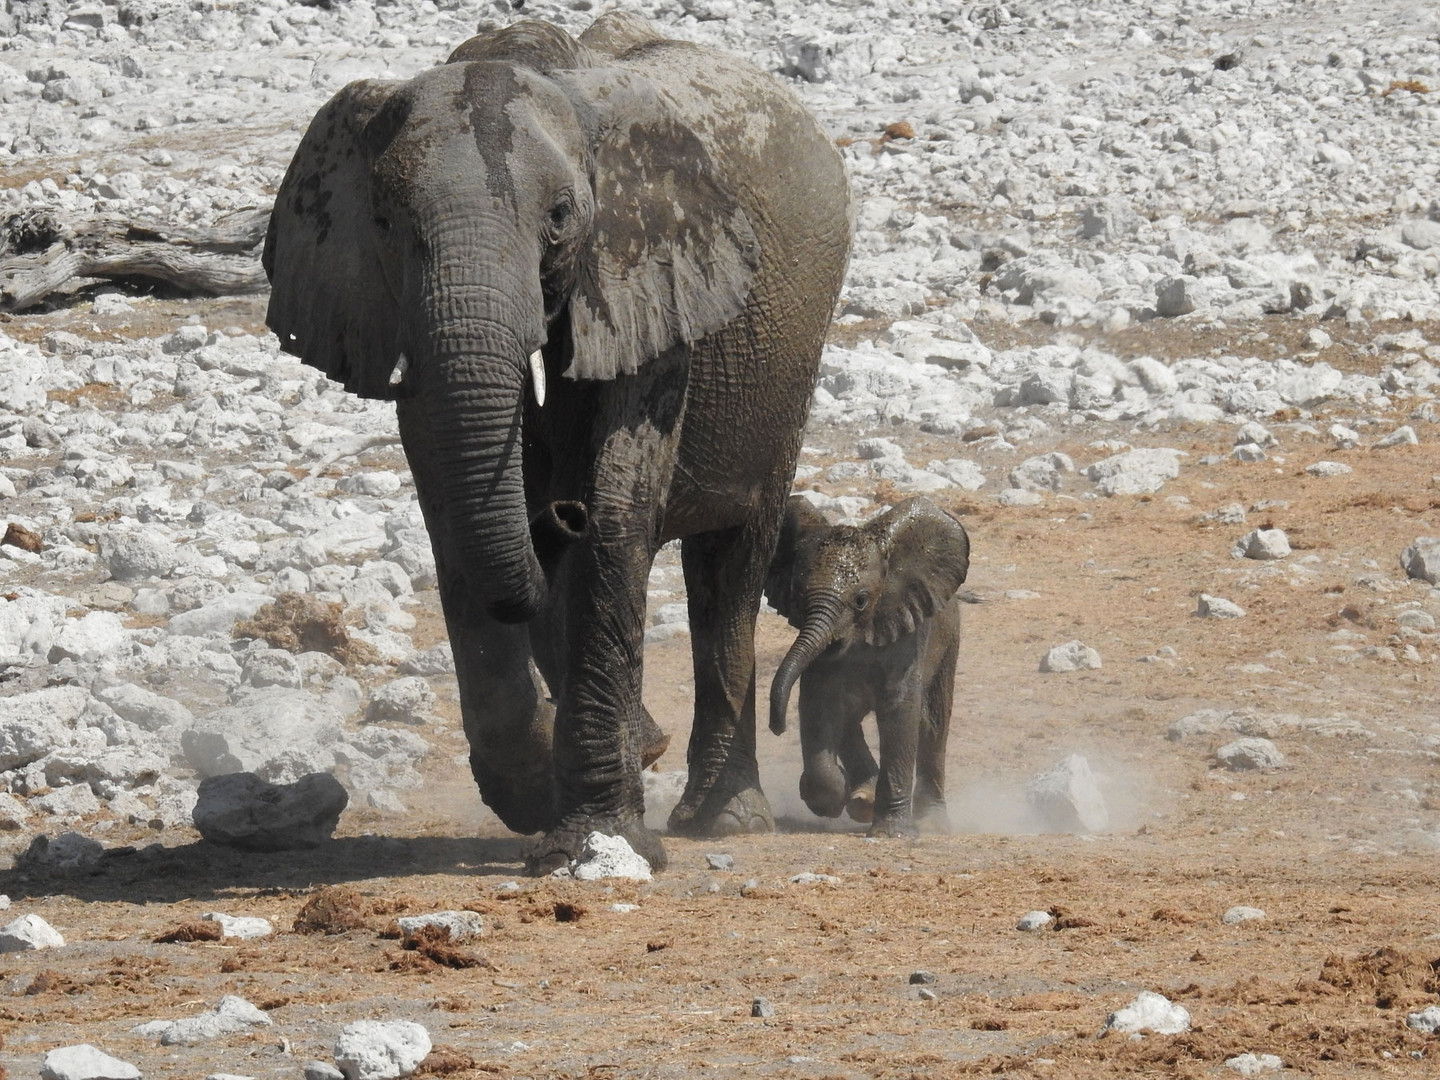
845,780,876,824
525,815,668,876
867,816,918,839
471,753,557,836
668,783,774,838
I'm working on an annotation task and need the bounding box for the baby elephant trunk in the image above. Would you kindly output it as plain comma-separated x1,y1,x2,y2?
769,595,842,735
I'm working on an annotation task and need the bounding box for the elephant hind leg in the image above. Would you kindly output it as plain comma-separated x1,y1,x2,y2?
913,611,960,832
668,524,775,837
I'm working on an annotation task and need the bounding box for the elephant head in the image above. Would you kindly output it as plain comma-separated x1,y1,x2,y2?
766,496,971,735
263,17,758,625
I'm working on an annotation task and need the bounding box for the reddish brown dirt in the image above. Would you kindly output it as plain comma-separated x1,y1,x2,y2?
2,312,1440,1077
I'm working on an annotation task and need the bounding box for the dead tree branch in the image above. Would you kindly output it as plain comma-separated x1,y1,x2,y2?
0,205,271,312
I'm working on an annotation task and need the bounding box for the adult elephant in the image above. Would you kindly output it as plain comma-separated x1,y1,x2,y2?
263,13,852,871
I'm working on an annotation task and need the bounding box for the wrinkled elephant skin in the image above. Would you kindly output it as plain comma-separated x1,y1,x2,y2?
263,14,853,871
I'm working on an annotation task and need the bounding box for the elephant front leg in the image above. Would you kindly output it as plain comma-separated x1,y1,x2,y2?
792,668,871,820
526,402,681,874
870,680,924,839
667,525,775,837
838,717,880,824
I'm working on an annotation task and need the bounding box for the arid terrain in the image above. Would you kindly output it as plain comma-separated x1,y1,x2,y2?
4,0,1440,1076
2,303,1439,1080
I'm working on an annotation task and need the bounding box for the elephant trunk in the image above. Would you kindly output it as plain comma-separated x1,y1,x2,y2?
420,250,549,623
769,594,842,735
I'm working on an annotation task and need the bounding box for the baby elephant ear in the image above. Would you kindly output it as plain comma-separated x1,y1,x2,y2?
264,79,405,400
764,495,829,626
865,497,971,647
564,73,759,381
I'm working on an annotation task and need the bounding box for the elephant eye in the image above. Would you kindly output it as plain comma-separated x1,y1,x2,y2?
546,197,573,234
853,591,871,612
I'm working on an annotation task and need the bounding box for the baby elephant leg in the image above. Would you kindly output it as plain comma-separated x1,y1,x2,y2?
797,672,867,818
913,610,960,832
838,717,880,823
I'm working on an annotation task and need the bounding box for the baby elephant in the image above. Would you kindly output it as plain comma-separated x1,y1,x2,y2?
765,495,973,836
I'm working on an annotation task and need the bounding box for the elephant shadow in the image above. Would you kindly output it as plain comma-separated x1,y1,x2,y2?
0,834,529,904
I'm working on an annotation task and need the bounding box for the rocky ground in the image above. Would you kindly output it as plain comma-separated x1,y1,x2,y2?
2,0,1440,1077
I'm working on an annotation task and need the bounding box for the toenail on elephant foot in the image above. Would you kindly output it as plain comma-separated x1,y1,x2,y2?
670,786,774,838
845,780,876,824
524,816,668,877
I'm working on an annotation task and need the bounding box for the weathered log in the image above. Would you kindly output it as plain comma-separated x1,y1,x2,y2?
0,205,271,312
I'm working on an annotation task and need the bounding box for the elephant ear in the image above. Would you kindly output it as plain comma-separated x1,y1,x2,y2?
263,79,405,400
864,498,971,647
764,495,829,628
563,74,760,380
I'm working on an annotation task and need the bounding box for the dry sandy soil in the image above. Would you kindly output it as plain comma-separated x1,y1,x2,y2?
2,296,1440,1078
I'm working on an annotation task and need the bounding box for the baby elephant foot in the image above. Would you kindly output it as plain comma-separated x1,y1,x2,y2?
669,784,774,838
845,780,876,824
525,815,668,876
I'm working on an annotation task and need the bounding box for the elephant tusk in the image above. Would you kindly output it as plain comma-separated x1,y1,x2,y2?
528,348,547,407
388,352,408,388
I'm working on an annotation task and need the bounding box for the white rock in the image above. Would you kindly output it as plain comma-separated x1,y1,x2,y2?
1223,1052,1284,1075
1400,538,1440,584
182,689,345,781
0,685,88,770
1328,423,1361,448
95,682,194,732
333,1020,432,1080
1040,640,1102,673
1231,442,1267,463
1026,754,1109,833
1085,448,1183,496
365,677,437,724
395,910,485,942
1010,452,1074,492
49,611,129,663
1406,1005,1440,1033
139,994,272,1045
1305,461,1352,477
927,458,987,490
0,912,65,951
1103,991,1190,1036
997,488,1043,506
1196,594,1246,619
1017,910,1053,931
1216,738,1284,770
32,783,102,818
1397,609,1437,630
572,831,653,881
1232,528,1290,560
40,1045,141,1080
1155,275,1210,317
1374,424,1418,448
101,526,177,581
167,592,272,637
201,912,274,939
1222,905,1267,925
